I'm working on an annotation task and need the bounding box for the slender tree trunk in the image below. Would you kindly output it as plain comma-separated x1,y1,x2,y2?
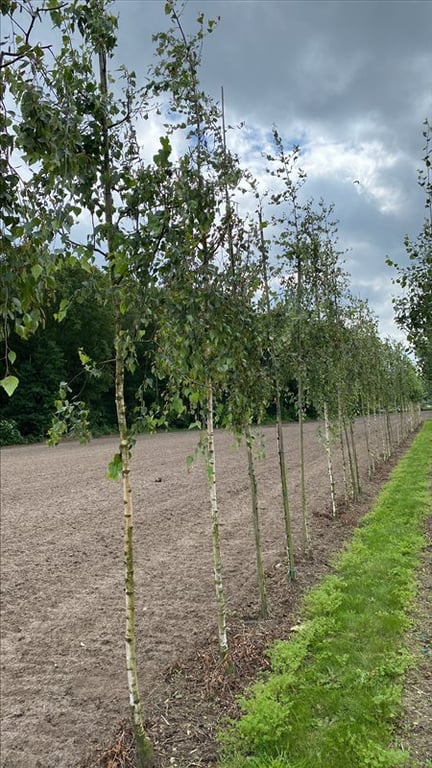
362,415,371,479
378,403,389,461
409,401,414,432
295,245,310,557
245,426,268,618
99,45,154,765
115,336,155,767
385,408,393,458
408,401,413,435
343,417,358,502
399,408,403,444
337,398,351,506
298,377,310,555
221,113,267,617
365,401,376,476
258,210,295,581
206,381,229,661
275,390,296,580
349,420,361,497
360,398,372,479
323,402,337,517
398,400,404,443
373,402,383,463
403,400,410,437
416,402,420,428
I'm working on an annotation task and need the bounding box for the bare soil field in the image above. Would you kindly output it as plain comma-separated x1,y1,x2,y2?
0,417,429,767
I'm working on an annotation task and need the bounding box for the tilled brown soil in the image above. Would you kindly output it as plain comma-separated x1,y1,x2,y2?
0,417,427,768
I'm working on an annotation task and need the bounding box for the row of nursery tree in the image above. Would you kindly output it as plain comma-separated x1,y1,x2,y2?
0,259,424,444
0,1,428,764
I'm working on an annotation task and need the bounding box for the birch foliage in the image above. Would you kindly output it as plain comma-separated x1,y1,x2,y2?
150,3,246,661
1,1,176,761
389,119,432,386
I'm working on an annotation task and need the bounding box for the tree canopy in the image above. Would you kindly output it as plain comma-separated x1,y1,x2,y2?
389,119,432,391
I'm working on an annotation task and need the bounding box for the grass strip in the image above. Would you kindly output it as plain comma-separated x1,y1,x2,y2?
219,422,432,768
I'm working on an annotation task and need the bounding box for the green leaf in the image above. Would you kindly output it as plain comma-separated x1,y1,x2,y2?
188,421,201,429
15,324,27,339
31,263,43,280
189,391,201,407
54,299,70,323
7,350,16,365
107,453,122,482
78,348,92,366
0,375,19,397
171,395,185,415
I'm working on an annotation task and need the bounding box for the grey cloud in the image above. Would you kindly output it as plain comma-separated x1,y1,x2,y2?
112,0,432,337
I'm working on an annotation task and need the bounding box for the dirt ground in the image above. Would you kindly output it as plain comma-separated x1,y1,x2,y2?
0,416,430,768
395,513,432,767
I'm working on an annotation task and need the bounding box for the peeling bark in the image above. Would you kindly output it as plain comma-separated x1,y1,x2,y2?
323,402,337,518
99,44,154,767
206,382,229,661
115,341,155,767
298,378,310,555
276,390,296,581
245,426,268,618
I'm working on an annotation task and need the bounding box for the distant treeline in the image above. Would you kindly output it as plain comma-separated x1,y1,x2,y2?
0,264,304,444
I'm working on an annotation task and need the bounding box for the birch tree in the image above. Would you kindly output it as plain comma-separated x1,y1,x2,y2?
299,208,351,516
253,191,296,581
1,0,65,396
149,2,245,661
389,119,432,387
1,0,179,760
220,103,271,619
222,219,271,619
266,132,347,549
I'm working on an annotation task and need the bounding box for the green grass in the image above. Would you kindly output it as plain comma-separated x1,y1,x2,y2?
219,422,432,768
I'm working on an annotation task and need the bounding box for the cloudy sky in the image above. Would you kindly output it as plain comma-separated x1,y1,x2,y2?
106,0,432,342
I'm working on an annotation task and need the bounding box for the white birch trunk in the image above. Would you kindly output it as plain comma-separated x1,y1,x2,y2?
245,426,268,619
343,418,358,502
276,390,296,580
349,420,361,497
378,404,389,461
206,382,229,661
372,405,381,463
385,408,393,457
323,402,337,517
360,397,372,480
115,340,155,767
362,403,374,478
338,399,351,506
99,42,154,764
298,378,310,556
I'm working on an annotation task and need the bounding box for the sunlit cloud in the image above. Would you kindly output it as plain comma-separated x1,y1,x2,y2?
301,137,405,214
